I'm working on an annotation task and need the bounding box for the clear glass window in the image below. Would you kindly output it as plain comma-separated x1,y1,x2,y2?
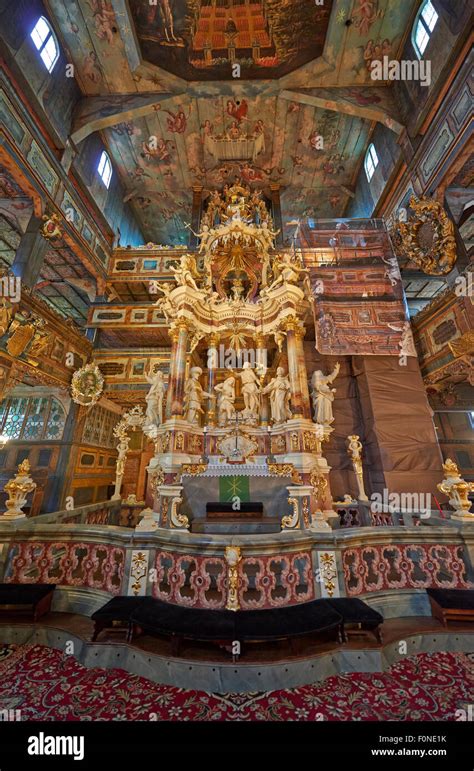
97,151,113,189
413,0,439,58
30,16,59,73
364,143,379,182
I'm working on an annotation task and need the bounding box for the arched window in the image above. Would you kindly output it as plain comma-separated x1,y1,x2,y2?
97,151,113,189
364,143,379,182
412,0,439,59
0,396,66,441
30,16,59,73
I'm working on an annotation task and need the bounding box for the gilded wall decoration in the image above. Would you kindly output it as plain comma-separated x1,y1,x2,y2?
392,196,456,275
127,550,150,596
316,551,340,599
71,363,104,407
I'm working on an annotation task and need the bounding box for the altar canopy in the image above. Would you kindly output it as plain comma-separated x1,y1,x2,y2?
305,223,411,356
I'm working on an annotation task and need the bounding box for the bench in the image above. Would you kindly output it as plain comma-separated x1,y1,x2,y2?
130,598,344,656
325,597,384,642
91,597,146,642
90,596,384,656
0,583,55,621
426,588,474,627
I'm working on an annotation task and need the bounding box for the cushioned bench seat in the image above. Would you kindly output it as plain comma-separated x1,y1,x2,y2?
129,598,343,654
91,597,147,642
426,588,474,626
325,597,384,642
89,596,384,656
234,601,342,641
0,583,55,621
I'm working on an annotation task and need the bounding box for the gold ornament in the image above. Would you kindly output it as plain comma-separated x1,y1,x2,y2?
392,196,456,275
71,363,104,407
2,458,37,519
225,545,241,611
449,332,474,358
268,463,303,484
181,463,207,476
40,213,62,240
310,469,328,501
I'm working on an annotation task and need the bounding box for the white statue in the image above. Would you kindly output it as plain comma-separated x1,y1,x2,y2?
388,321,417,357
185,222,214,254
262,367,292,424
214,375,236,427
153,282,175,323
184,366,212,425
347,434,368,501
264,252,309,293
172,254,201,291
237,362,261,419
311,362,340,425
259,220,280,252
145,369,165,427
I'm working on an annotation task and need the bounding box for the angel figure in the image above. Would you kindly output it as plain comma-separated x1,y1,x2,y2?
265,253,309,292
259,220,280,252
153,282,176,323
172,254,201,291
185,222,214,254
388,321,417,357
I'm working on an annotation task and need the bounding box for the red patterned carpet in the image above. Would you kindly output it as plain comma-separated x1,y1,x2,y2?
0,644,472,721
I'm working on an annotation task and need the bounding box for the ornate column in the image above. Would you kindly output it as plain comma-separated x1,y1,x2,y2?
294,325,311,419
165,319,189,419
206,332,219,426
283,317,304,418
255,332,269,425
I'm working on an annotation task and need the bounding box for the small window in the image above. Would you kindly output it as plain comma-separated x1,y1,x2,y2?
97,151,112,189
364,143,379,182
469,412,474,430
30,16,59,73
413,0,439,59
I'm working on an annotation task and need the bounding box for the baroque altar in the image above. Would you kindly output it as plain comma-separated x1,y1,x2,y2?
142,182,339,533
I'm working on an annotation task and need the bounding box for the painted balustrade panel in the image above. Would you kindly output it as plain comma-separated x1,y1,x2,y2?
4,542,125,595
151,550,314,609
238,553,314,609
152,551,227,609
343,544,471,596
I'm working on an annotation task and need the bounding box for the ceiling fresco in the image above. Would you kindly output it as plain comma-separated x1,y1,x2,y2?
46,0,419,243
47,0,417,93
129,0,334,81
104,95,370,243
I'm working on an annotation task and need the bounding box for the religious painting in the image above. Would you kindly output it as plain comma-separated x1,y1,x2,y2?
129,0,333,80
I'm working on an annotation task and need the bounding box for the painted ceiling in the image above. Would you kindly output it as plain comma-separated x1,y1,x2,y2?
47,0,419,243
129,0,334,81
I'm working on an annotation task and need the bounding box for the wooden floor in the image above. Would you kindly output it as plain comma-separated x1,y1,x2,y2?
1,611,473,664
